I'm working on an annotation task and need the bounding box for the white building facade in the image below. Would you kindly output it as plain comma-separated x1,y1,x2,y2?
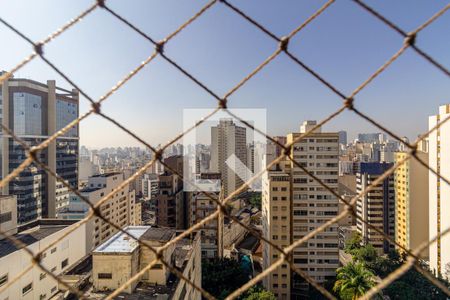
0,220,87,300
429,104,450,278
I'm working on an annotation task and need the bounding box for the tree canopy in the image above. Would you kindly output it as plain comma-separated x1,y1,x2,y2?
202,258,250,299
333,262,376,300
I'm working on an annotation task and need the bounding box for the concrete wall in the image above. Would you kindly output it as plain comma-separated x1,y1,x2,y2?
171,234,202,300
140,242,175,285
92,249,139,294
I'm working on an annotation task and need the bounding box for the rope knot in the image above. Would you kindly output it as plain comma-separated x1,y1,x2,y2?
155,41,165,54
410,143,418,155
344,97,354,109
219,98,227,109
405,32,416,46
33,254,42,264
96,0,105,8
92,102,101,114
279,36,289,51
283,145,292,157
154,149,163,161
92,206,102,217
28,147,39,161
34,43,44,56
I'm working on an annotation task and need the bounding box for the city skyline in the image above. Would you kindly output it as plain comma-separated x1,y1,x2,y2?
0,0,448,148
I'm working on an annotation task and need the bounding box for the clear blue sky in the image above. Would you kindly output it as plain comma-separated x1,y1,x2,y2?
1,0,449,148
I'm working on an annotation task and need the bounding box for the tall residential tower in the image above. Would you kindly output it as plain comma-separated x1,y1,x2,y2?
210,119,247,197
429,104,450,278
394,151,429,259
356,162,395,255
263,121,339,298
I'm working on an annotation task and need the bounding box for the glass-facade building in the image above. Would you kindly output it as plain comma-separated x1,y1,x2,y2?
0,78,79,224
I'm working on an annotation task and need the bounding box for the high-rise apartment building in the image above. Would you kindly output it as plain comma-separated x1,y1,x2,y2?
429,104,450,278
188,190,220,258
263,121,339,298
394,151,429,259
141,173,159,200
287,121,340,294
1,77,79,223
155,155,186,229
58,172,138,250
356,162,395,255
338,131,347,146
210,119,247,197
262,166,291,299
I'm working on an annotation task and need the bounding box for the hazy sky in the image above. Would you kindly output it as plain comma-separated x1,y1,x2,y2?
1,0,449,148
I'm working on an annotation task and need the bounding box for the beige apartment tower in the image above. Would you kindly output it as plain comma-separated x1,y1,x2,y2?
263,121,339,298
394,151,429,259
262,167,291,299
211,119,247,197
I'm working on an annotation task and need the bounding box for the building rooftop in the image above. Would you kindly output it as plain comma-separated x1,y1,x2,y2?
91,172,122,178
61,231,198,299
93,226,150,254
140,227,175,243
83,279,179,299
0,220,77,258
80,187,101,193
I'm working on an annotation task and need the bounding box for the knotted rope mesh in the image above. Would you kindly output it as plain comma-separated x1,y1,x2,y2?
0,0,449,299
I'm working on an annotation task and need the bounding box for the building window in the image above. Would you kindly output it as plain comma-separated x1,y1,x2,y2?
51,286,57,293
22,283,33,295
98,273,112,279
0,274,8,287
51,247,57,254
0,212,12,224
61,258,69,269
40,273,46,280
51,267,57,272
40,294,46,300
151,264,163,269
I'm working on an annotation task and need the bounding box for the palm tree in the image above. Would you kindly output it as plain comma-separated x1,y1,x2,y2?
333,262,376,300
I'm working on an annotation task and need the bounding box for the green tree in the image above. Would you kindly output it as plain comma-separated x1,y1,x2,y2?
353,244,378,268
333,262,376,300
241,286,276,300
342,246,450,299
344,232,362,255
248,193,262,210
202,258,249,299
